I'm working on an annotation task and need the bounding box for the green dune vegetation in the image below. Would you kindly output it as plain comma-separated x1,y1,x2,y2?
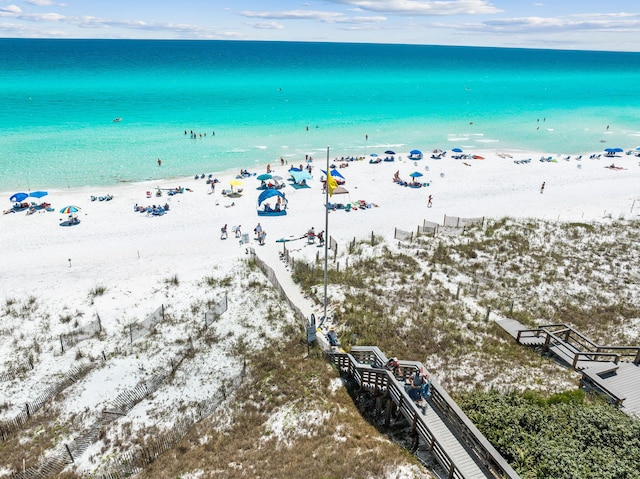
290,217,640,478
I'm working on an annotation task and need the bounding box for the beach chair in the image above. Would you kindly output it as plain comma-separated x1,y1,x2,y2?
307,232,316,244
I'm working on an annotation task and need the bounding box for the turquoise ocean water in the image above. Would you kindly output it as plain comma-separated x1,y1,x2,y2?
1,39,639,191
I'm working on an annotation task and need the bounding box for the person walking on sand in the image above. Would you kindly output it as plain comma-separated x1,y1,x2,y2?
427,195,433,208
540,181,545,194
220,224,228,240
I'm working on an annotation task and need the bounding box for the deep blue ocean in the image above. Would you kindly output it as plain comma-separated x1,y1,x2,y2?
1,39,639,191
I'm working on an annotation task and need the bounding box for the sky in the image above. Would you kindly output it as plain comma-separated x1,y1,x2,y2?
0,0,639,51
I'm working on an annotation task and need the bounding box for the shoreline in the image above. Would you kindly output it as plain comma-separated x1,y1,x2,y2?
3,146,639,196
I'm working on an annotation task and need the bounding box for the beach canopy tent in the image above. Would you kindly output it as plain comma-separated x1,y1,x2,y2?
328,186,350,204
321,169,345,180
257,188,287,216
385,150,396,155
10,192,28,203
409,149,423,159
289,169,312,184
257,188,286,206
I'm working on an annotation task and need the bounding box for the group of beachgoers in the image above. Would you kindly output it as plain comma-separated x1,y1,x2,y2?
3,201,53,215
184,129,215,139
134,203,170,216
392,170,427,189
147,187,186,198
304,226,324,245
90,194,113,202
326,199,377,212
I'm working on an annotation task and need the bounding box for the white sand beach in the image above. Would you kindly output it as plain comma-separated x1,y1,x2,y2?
3,148,639,289
1,147,639,475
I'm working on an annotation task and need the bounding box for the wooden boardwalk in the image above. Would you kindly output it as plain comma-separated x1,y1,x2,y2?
332,347,520,479
251,248,521,479
496,318,640,416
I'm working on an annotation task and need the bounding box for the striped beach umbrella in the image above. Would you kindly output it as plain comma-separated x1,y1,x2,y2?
60,205,81,214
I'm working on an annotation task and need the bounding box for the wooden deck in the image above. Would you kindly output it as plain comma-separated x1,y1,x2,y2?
496,318,640,416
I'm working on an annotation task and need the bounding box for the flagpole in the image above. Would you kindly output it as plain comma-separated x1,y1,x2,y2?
323,146,330,324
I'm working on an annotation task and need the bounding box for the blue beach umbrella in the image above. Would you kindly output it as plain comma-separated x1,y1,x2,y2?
409,171,423,178
410,149,422,155
256,173,272,181
385,150,396,155
452,147,463,153
10,192,28,203
29,190,48,199
370,153,379,157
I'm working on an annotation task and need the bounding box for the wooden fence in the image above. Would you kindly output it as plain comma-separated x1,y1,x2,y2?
128,304,165,343
59,314,102,352
204,292,228,328
1,363,94,442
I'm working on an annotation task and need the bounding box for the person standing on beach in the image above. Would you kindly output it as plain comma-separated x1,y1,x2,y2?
540,181,545,194
221,224,228,240
427,195,433,208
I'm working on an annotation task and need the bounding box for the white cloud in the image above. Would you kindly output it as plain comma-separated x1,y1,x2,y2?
239,9,385,25
248,21,285,30
33,12,64,21
25,0,55,6
240,10,346,23
323,0,502,16
481,14,640,34
0,5,21,14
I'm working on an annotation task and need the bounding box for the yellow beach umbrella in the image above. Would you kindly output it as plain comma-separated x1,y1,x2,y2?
229,179,243,187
